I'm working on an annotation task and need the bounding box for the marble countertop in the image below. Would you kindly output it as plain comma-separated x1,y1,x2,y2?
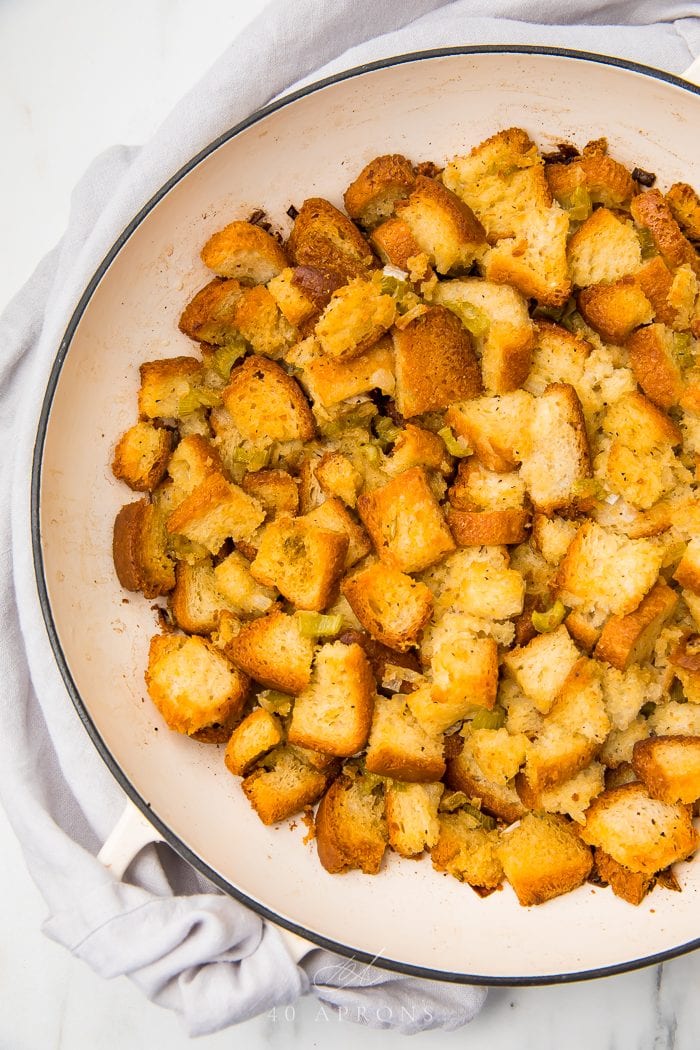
1,2,699,1047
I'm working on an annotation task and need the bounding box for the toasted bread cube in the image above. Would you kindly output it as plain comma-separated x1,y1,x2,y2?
385,424,450,477
637,255,677,325
405,680,481,736
504,625,581,715
548,144,635,209
146,633,248,736
446,737,526,824
315,772,387,874
222,355,315,443
250,517,348,611
385,780,443,858
524,321,590,400
501,678,545,738
632,735,700,805
241,468,299,521
370,218,426,274
599,718,650,769
433,277,534,394
519,762,605,824
231,284,296,359
564,606,606,652
580,782,699,875
446,390,533,473
666,182,700,241
342,562,433,652
556,521,664,618
113,500,175,597
594,581,678,671
523,722,598,794
449,458,527,511
549,659,610,743
224,708,284,777
498,813,592,906
483,205,571,308
442,127,551,240
287,197,374,283
392,305,483,417
170,558,242,634
229,609,314,694
315,451,364,509
287,641,374,757
303,498,371,569
314,277,396,361
603,438,679,511
343,153,416,228
627,323,684,409
600,663,652,731
365,694,445,782
292,334,395,408
469,727,528,785
266,267,320,327
138,357,202,420
429,619,499,711
577,276,653,345
520,383,591,515
447,508,530,546
395,175,486,275
593,849,653,906
166,434,224,508
357,466,455,574
531,514,578,567
602,390,682,451
242,746,330,825
674,539,700,595
568,208,642,287
436,554,525,622
631,189,699,273
431,812,503,891
213,550,277,616
178,277,243,344
112,422,172,492
166,472,264,553
201,220,288,284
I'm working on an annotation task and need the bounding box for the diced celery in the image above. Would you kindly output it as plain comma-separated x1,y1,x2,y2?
468,706,506,730
232,445,270,471
361,442,383,467
257,690,293,717
674,332,695,370
531,600,567,634
295,611,344,638
560,185,592,222
444,300,490,339
438,425,472,458
637,227,657,260
178,386,222,416
461,803,497,830
439,790,469,813
374,416,401,445
213,342,246,379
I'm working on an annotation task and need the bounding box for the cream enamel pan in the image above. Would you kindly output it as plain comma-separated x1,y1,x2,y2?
33,47,700,984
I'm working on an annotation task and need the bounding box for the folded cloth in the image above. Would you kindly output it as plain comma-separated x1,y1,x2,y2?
1,0,698,1036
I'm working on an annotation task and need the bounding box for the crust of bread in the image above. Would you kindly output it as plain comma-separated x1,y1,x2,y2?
343,153,416,228
201,220,288,283
395,175,486,274
627,323,684,410
242,746,331,825
250,516,348,611
632,735,700,805
178,277,243,344
342,562,433,651
287,197,375,283
577,276,653,345
593,848,653,905
666,182,700,242
224,708,284,777
497,812,593,906
445,739,526,824
315,773,387,874
630,189,699,274
223,355,316,442
594,581,678,671
229,608,314,694
370,217,427,274
138,356,202,420
447,507,530,546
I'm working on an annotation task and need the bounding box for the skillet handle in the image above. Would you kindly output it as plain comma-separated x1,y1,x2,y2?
683,56,700,87
97,799,164,879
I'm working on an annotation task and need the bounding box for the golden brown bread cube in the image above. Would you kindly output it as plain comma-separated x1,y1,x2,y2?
341,562,433,652
445,739,526,824
447,507,530,546
302,498,371,570
517,762,605,824
250,516,348,611
392,305,483,417
385,424,450,477
448,458,527,512
577,276,653,345
483,206,571,308
343,153,416,228
266,266,321,327
112,422,172,492
627,323,684,410
315,772,388,874
241,469,299,521
674,539,700,595
594,581,678,671
593,849,654,906
432,277,534,394
170,558,241,634
166,434,224,508
369,217,427,275
166,472,265,553
631,189,699,274
395,175,487,274
200,220,288,284
212,550,277,616
242,746,331,825
224,708,284,777
519,383,591,515
567,207,642,288
291,334,395,408
357,466,455,574
632,735,700,805
497,813,593,907
222,355,315,442
145,633,249,736
314,277,396,361
446,390,533,473
288,641,375,757
315,451,364,508
503,625,581,715
286,197,375,283
364,694,445,783
113,500,175,598
547,143,635,209
580,782,699,876
231,284,297,359
178,277,243,344
385,781,443,858
138,356,202,420
666,182,700,242
228,608,314,694
430,812,503,891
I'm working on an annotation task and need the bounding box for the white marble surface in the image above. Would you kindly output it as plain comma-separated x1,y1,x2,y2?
2,2,700,1047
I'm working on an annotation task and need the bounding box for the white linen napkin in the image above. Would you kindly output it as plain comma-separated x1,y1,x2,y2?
1,0,698,1036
